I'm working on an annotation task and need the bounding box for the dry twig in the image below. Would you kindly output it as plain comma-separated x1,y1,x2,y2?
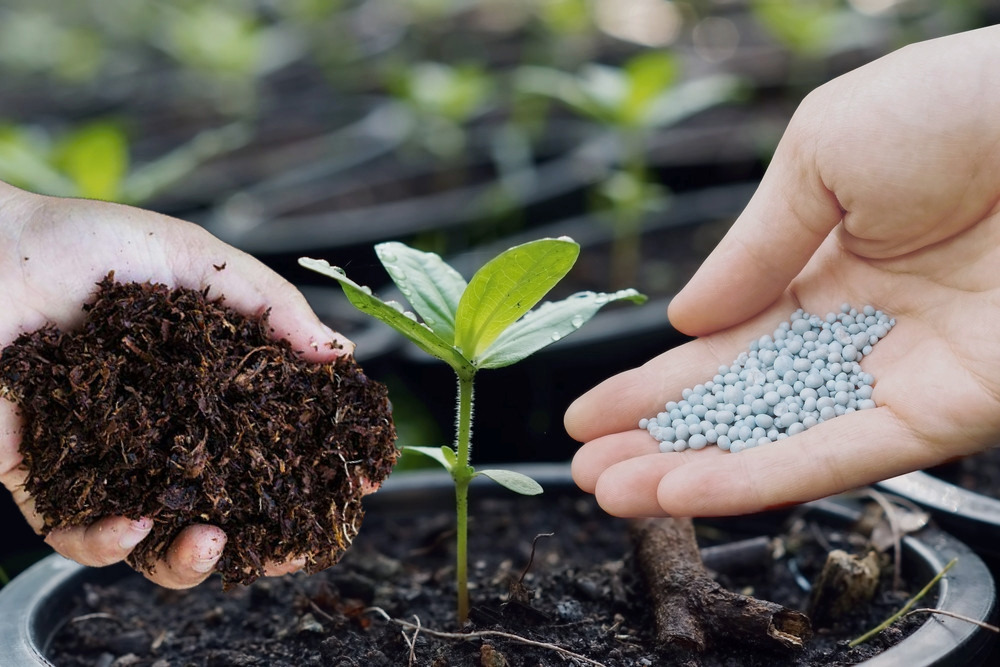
903,608,1000,634
364,606,609,667
630,517,811,653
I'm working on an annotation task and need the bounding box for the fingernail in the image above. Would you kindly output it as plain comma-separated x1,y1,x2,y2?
321,324,355,355
192,553,221,574
192,539,224,573
119,518,152,550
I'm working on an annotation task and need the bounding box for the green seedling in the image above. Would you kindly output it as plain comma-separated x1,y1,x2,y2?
301,237,645,621
0,120,248,204
385,60,495,161
0,8,104,82
750,0,843,57
516,52,741,287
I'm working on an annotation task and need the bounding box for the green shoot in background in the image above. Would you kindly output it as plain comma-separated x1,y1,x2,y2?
0,120,248,204
301,237,646,622
514,53,741,287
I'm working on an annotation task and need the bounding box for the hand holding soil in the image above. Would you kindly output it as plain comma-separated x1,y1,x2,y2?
0,181,386,588
567,25,1000,518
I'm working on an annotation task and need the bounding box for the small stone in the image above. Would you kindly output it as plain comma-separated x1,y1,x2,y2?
480,643,509,667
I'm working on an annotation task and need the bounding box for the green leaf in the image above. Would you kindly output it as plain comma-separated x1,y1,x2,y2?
573,63,626,123
644,75,744,129
54,121,128,201
402,445,457,472
475,469,543,496
513,65,587,112
454,238,579,360
122,123,250,204
298,257,473,376
0,125,75,196
375,242,466,344
477,289,647,369
621,51,679,126
391,62,493,123
751,0,839,55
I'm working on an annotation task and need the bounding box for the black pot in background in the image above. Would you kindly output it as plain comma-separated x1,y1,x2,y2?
879,471,1000,572
0,465,995,666
205,99,775,290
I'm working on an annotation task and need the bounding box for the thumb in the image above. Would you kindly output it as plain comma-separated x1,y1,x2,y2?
160,219,354,363
667,100,844,337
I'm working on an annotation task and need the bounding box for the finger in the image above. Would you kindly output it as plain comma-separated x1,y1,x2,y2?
170,221,354,363
45,516,154,567
572,430,661,493
593,448,729,517
80,201,352,363
263,555,307,577
633,406,935,517
145,524,227,589
667,93,845,337
0,399,43,534
0,397,24,482
565,340,734,444
565,302,799,443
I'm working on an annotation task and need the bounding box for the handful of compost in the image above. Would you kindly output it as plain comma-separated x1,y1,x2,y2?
0,274,398,588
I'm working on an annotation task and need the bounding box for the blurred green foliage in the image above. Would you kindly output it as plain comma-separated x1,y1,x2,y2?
0,0,992,463
0,121,248,204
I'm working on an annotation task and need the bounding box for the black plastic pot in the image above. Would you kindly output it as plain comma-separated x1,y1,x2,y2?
879,471,1000,570
202,118,611,288
1,465,996,666
200,101,775,289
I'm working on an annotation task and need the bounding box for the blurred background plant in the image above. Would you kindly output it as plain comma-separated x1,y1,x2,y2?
0,0,996,583
514,49,742,286
1,0,989,221
0,119,248,203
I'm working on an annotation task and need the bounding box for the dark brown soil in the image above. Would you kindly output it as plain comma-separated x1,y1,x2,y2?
0,274,397,587
47,492,926,666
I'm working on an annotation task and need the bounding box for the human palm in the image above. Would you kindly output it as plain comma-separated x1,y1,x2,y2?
567,25,1000,518
568,216,1000,517
1,184,347,587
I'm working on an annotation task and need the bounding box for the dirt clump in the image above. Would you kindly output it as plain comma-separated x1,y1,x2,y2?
0,273,397,587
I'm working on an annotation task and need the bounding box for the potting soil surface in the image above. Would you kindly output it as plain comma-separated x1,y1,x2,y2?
47,493,926,667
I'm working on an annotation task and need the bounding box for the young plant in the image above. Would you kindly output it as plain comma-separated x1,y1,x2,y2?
384,60,495,161
300,237,645,621
515,53,741,287
0,119,247,204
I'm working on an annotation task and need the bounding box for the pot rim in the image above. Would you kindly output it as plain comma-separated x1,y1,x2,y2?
1,463,994,666
879,470,1000,527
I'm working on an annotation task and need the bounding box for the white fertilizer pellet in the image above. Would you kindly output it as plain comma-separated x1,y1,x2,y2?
640,305,894,453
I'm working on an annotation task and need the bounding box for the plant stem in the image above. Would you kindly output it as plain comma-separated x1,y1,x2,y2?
453,371,476,623
848,557,958,647
610,127,647,289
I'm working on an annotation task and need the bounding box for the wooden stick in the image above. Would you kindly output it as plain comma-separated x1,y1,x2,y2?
629,517,811,653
